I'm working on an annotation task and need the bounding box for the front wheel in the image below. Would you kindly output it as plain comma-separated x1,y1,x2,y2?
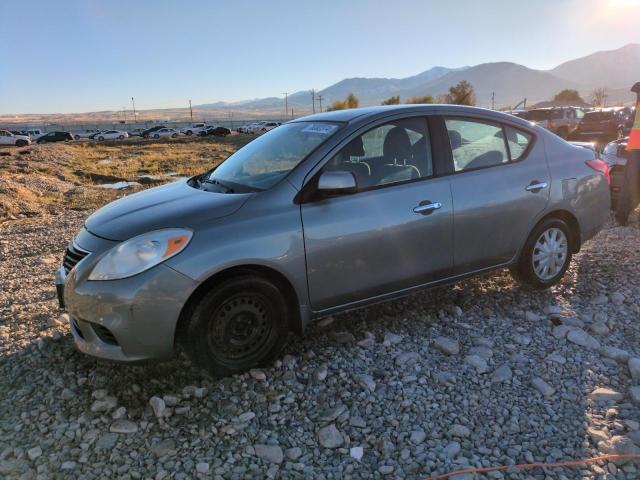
171,133,177,138
74,135,80,140
118,135,124,140
153,134,160,139
511,218,572,290
186,131,192,136
182,275,290,377
98,136,104,141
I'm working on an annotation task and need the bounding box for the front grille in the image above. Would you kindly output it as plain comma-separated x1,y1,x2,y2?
62,242,90,274
92,324,118,345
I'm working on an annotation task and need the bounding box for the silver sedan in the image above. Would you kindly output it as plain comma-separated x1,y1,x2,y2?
56,105,610,376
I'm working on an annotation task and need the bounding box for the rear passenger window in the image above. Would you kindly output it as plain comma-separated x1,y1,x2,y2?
323,117,432,189
504,126,532,161
445,119,508,172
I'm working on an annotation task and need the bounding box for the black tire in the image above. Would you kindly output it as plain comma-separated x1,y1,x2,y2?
171,133,177,138
511,217,572,290
74,135,80,140
98,136,104,141
186,131,193,136
118,135,124,140
15,139,28,147
154,134,160,139
182,275,290,377
143,133,149,138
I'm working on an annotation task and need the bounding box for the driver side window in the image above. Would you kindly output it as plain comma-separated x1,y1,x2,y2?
322,117,432,190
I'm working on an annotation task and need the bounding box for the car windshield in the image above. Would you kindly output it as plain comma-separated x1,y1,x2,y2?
205,121,342,192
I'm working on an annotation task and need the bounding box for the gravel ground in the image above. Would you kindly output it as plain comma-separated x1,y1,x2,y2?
1,211,640,479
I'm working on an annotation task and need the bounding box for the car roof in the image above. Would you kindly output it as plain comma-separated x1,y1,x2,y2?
291,104,534,129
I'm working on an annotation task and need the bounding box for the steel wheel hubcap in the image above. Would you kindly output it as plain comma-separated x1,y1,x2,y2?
208,295,271,362
532,227,568,280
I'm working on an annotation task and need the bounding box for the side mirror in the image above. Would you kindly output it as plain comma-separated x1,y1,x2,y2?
317,170,357,195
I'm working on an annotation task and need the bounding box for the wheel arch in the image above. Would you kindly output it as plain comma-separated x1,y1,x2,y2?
174,264,302,348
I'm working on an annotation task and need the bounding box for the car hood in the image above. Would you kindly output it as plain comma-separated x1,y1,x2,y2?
84,178,250,241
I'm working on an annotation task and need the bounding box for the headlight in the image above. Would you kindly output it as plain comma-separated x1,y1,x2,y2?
88,228,193,280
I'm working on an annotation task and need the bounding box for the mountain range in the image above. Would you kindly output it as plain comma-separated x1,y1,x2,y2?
198,43,640,112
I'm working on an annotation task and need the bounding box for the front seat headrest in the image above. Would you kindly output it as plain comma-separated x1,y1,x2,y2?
448,130,462,150
383,126,412,164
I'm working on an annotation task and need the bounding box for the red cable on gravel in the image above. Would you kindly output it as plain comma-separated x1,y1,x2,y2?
426,453,640,479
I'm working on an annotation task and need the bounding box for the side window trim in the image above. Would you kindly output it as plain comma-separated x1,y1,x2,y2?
299,114,438,203
440,115,537,176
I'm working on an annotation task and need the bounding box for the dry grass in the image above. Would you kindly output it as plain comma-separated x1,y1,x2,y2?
0,135,253,220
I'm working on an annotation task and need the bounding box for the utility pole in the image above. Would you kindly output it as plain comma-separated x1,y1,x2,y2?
311,89,315,114
189,100,193,123
282,92,288,121
131,97,137,124
122,107,127,123
491,92,495,110
316,94,324,112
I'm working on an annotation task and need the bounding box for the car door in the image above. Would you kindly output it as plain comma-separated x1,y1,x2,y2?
0,131,10,145
443,116,549,274
300,116,454,312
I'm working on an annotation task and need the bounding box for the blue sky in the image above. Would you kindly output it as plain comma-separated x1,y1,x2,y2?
1,0,639,114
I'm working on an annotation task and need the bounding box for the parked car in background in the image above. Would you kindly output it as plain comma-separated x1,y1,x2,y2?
572,108,626,142
128,128,145,137
0,130,31,147
95,130,129,141
36,131,74,143
56,105,610,376
23,129,44,140
237,123,259,133
73,129,101,140
200,126,231,137
601,137,630,209
142,125,167,138
151,128,179,139
523,107,584,139
181,123,206,136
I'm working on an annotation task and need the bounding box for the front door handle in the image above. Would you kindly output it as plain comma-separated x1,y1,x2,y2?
413,202,442,215
525,181,548,192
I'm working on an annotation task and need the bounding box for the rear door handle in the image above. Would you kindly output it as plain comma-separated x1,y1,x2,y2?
413,202,442,215
525,181,548,192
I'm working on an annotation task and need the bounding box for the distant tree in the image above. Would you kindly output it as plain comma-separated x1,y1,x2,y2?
445,80,476,106
590,87,608,107
381,95,400,105
327,93,360,111
405,95,434,104
553,89,583,103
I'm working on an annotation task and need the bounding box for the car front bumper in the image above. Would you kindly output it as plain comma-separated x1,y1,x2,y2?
59,261,198,363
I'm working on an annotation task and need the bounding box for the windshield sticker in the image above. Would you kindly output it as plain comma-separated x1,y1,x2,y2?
301,124,338,135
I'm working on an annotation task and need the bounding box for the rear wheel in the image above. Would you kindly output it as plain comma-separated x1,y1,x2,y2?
154,134,160,139
511,218,572,290
98,136,104,141
186,131,192,136
74,135,80,140
171,133,177,138
118,135,124,140
183,276,290,377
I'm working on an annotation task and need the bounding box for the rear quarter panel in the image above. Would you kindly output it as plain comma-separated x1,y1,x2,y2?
542,130,610,245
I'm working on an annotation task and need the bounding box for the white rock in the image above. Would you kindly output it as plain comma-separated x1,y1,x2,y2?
313,364,328,381
249,369,266,381
91,396,117,413
350,446,364,461
567,328,600,350
194,387,207,398
196,462,209,474
601,346,631,364
532,377,555,397
546,353,567,364
383,332,403,345
149,396,166,418
492,364,513,382
317,424,344,448
317,316,334,327
110,419,138,434
465,354,488,374
591,322,610,335
355,373,376,392
434,336,460,355
285,447,302,460
162,395,178,407
410,430,426,444
444,441,461,458
448,424,470,438
27,446,42,460
253,444,284,464
395,351,420,367
590,387,624,402
628,358,640,381
111,406,127,419
611,292,625,305
552,325,571,339
61,461,76,470
524,311,541,322
238,411,256,423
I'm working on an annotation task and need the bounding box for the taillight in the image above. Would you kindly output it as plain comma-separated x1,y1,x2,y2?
586,159,610,185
